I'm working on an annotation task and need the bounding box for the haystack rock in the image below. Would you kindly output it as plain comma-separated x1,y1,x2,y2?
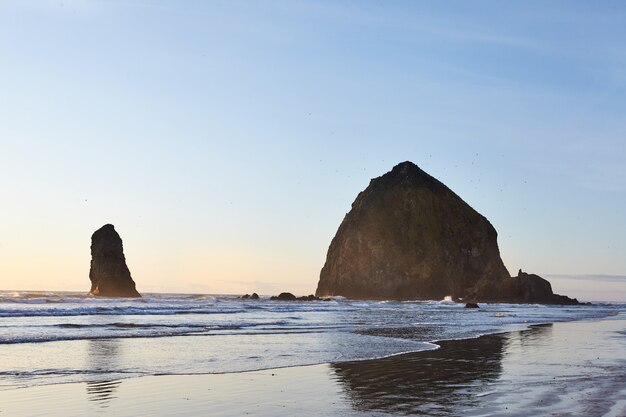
315,161,578,304
89,224,141,297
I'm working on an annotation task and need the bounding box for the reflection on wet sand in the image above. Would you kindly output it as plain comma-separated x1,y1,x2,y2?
332,324,555,416
85,339,122,407
514,323,554,350
332,333,505,415
85,380,122,407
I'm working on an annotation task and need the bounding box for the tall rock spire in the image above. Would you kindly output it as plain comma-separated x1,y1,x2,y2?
89,224,141,297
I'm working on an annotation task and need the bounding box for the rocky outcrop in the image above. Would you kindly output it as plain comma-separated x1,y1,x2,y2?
315,161,578,304
89,224,141,297
240,293,260,300
316,161,510,300
297,294,321,301
467,270,579,305
271,292,297,301
270,293,322,301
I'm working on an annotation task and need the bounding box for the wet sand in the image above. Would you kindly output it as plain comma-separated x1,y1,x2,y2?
1,314,625,417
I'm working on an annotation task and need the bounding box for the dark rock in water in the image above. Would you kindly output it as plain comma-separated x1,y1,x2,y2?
316,161,509,301
467,270,579,305
270,293,321,301
270,292,297,301
315,161,578,305
89,224,140,298
296,294,320,301
465,302,480,308
241,293,260,300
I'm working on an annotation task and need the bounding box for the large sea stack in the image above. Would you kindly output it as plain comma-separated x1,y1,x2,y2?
89,224,141,297
315,161,578,304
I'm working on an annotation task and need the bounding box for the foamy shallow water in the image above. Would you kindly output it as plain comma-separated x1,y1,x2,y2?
0,291,622,389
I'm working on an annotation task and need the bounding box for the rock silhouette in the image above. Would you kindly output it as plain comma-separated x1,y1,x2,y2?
240,293,260,300
316,161,578,304
270,292,297,301
468,269,579,304
89,224,140,297
269,293,322,301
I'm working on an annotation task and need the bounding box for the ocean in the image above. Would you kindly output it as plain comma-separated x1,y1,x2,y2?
0,291,622,390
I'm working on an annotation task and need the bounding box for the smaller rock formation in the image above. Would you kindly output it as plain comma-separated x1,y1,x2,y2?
89,224,140,297
270,293,322,301
464,302,480,308
467,270,579,305
270,292,297,301
240,293,260,300
297,294,320,301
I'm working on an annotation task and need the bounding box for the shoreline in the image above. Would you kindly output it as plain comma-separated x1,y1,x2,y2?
1,313,624,416
1,307,618,383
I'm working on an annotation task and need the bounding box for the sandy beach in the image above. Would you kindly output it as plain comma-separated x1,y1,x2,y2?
1,313,624,417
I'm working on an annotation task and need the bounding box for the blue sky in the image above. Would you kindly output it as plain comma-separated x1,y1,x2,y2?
0,1,625,297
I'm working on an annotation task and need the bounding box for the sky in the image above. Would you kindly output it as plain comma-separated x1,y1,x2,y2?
0,1,625,299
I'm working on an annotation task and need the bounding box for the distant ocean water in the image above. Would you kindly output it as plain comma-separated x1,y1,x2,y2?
0,291,622,389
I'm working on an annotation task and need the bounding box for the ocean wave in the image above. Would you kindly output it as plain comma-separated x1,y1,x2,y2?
1,292,622,347
0,307,246,318
0,315,349,344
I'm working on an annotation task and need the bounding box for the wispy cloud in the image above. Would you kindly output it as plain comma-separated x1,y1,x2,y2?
547,274,626,283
